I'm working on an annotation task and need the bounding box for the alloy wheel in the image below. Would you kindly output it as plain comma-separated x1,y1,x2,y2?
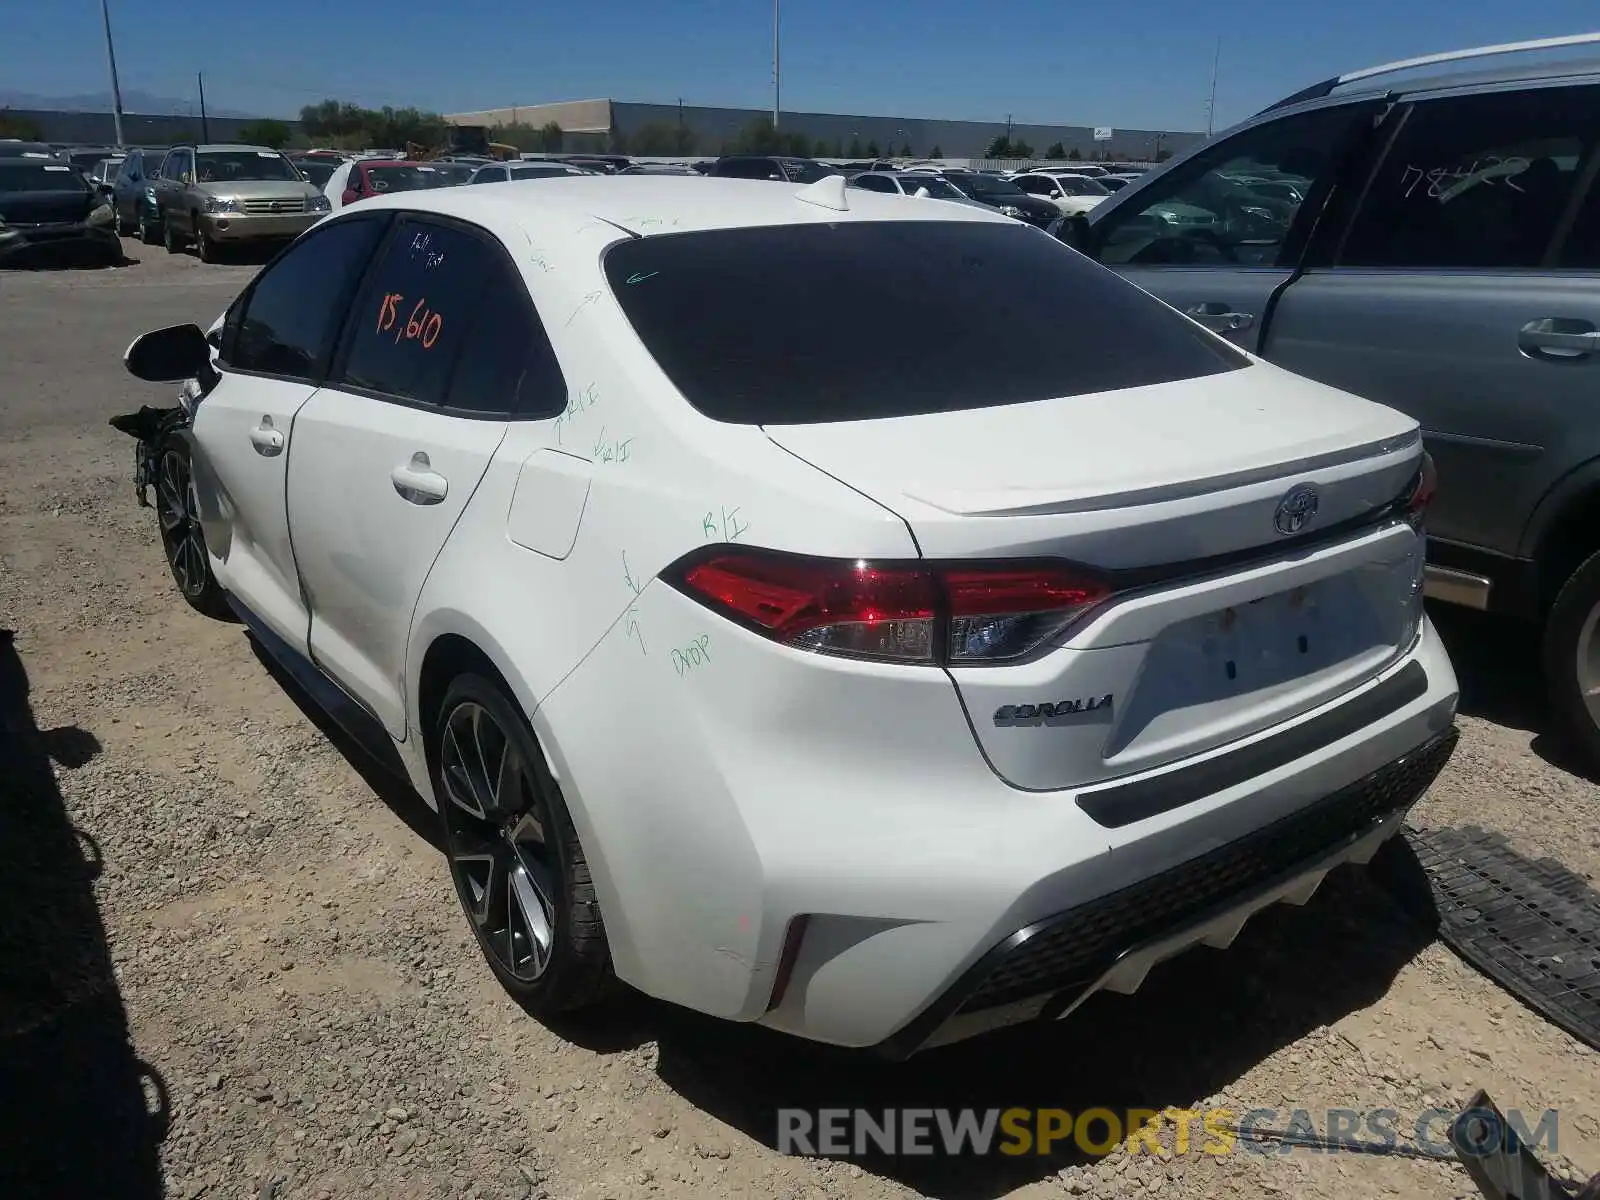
156,448,208,599
439,700,558,981
1575,600,1600,733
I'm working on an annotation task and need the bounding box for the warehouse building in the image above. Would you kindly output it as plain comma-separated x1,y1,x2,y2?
445,98,1199,161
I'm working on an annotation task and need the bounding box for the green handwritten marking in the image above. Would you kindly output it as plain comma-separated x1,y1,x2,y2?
622,550,643,598
593,425,634,464
671,634,711,677
702,506,749,542
565,290,602,327
552,382,599,445
625,601,647,656
626,271,658,285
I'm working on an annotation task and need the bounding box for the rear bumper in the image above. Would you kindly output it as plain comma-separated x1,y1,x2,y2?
873,726,1455,1059
544,578,1458,1052
198,211,321,241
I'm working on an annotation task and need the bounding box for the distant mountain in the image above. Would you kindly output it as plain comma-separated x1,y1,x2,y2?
0,89,268,119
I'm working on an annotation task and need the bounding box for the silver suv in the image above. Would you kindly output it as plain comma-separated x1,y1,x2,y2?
152,143,330,261
1059,32,1600,767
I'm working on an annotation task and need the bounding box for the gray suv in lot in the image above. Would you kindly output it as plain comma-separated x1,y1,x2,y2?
1058,32,1600,767
152,143,330,261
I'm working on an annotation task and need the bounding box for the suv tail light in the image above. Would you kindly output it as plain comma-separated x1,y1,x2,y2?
665,549,1112,666
1401,451,1437,532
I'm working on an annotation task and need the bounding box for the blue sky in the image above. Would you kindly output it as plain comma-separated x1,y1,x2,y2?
11,1,1600,132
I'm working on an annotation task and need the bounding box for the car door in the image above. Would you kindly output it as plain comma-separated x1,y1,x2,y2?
285,215,545,738
153,149,184,223
1084,99,1387,347
113,152,141,223
1014,174,1068,212
1262,81,1600,563
191,213,391,651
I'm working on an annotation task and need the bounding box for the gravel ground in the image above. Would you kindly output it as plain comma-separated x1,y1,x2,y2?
2,239,1599,1200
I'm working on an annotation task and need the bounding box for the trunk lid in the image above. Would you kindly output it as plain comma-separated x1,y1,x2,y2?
764,362,1428,792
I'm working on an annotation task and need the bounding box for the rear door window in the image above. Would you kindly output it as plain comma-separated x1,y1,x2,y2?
1336,85,1598,269
336,218,499,406
603,220,1247,424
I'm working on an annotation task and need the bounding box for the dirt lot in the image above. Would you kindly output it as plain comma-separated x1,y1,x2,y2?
2,238,1599,1200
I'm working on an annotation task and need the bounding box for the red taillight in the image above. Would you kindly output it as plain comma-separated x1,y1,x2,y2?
671,549,1111,665
1403,451,1437,531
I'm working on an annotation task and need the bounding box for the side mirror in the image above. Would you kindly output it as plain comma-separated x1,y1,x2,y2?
1053,213,1093,254
124,323,212,383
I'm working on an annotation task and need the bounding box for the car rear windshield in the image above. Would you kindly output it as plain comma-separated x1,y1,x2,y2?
363,165,431,192
779,160,838,183
0,163,89,193
903,175,961,198
196,151,299,182
604,221,1248,424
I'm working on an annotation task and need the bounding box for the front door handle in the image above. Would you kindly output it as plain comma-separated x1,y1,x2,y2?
1185,301,1255,333
248,418,284,456
1519,317,1600,359
391,452,448,505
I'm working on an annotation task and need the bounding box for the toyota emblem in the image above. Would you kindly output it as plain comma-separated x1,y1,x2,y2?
1273,484,1319,536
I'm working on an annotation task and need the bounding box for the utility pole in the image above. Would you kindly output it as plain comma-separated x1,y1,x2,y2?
198,72,210,143
99,0,126,148
1206,35,1220,138
772,0,781,129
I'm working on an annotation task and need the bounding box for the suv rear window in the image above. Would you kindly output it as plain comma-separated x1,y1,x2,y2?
603,221,1248,424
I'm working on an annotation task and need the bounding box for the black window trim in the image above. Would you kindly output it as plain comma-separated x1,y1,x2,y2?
323,210,569,422
216,212,395,386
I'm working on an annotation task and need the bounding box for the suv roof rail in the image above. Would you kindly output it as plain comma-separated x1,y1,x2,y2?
1260,30,1600,114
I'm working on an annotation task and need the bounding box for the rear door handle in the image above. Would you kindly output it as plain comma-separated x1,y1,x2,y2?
391,452,448,505
1519,317,1600,358
1185,302,1255,333
248,418,283,456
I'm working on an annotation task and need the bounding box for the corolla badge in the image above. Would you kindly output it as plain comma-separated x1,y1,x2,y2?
1273,484,1319,536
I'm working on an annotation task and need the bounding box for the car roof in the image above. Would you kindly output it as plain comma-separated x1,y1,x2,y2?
342,174,1013,239
189,143,282,153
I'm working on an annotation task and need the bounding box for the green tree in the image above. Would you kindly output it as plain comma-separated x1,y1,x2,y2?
1011,139,1034,159
1044,141,1066,160
539,121,564,152
832,138,844,156
672,124,698,155
1154,147,1173,162
728,116,784,155
848,136,864,157
865,139,880,158
0,109,43,139
928,144,943,158
813,138,831,157
630,122,679,155
490,122,542,151
238,119,292,148
1067,146,1082,160
985,134,1012,158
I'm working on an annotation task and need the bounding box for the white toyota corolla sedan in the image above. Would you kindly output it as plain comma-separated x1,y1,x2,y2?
119,174,1459,1058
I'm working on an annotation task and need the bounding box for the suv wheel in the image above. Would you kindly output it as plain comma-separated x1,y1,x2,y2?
195,219,218,263
154,435,229,618
162,215,182,254
433,674,613,1016
138,208,160,244
1543,548,1600,771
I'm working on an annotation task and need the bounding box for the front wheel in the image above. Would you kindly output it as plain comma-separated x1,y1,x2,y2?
138,209,160,244
195,218,218,263
1543,548,1600,772
154,435,230,618
162,214,183,254
434,674,613,1017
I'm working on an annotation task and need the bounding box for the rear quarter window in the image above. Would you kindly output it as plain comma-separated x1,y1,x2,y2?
603,220,1249,424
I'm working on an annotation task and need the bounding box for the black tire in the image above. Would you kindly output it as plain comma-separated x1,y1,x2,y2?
114,207,127,237
194,215,217,263
1543,548,1600,772
433,674,612,1016
153,434,230,619
162,214,183,254
138,210,159,244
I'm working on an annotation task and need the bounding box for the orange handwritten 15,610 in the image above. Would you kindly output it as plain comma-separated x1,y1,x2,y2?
376,292,442,349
